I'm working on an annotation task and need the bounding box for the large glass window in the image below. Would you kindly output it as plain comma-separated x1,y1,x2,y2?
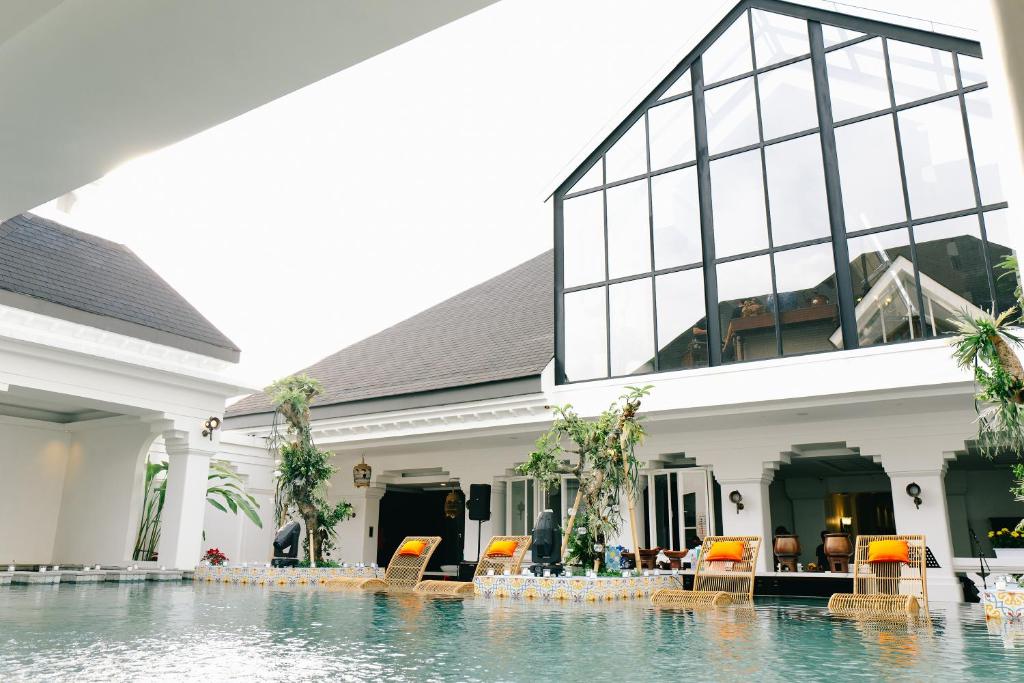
556,6,1008,383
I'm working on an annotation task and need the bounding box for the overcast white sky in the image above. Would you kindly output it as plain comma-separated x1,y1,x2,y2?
32,0,978,389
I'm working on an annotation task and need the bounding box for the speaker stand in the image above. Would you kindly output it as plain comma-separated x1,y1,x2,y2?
477,520,483,561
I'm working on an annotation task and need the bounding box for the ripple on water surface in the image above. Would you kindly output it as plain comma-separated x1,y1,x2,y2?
0,583,1022,682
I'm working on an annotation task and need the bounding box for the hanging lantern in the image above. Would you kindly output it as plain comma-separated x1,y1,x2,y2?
444,482,463,519
353,457,372,488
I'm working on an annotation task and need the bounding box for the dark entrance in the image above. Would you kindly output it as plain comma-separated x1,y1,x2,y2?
377,486,464,571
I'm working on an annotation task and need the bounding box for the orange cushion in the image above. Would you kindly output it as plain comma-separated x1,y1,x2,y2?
705,540,744,562
397,540,427,557
867,540,909,564
486,540,518,558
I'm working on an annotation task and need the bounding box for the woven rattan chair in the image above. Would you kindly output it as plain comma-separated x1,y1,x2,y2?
651,535,761,608
414,535,532,596
326,536,441,591
828,534,928,617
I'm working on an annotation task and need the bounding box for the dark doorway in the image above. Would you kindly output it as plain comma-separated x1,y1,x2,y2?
377,486,464,571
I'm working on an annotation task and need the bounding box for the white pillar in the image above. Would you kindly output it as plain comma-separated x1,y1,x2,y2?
157,431,213,569
693,448,788,573
876,446,963,603
353,485,385,564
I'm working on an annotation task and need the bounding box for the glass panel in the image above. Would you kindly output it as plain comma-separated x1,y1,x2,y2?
648,97,696,172
959,55,986,87
526,479,535,534
751,9,809,67
765,133,829,246
568,161,602,195
609,278,655,376
605,117,647,182
670,474,681,550
565,477,582,522
888,40,956,105
835,116,906,230
773,243,842,355
546,483,561,522
656,269,708,371
653,474,670,548
562,192,605,288
717,255,777,363
983,209,1017,314
564,287,607,381
965,90,1005,205
651,167,701,269
848,229,922,346
705,77,759,155
711,149,768,257
821,24,866,49
510,480,525,535
913,215,992,328
757,59,818,139
702,14,753,85
606,179,651,278
826,38,890,122
661,69,691,100
898,97,975,219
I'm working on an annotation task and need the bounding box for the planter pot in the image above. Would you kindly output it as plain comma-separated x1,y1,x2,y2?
773,535,801,572
994,547,1024,562
824,533,852,572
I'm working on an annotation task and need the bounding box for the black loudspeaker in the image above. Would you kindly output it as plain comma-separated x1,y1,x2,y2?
467,484,491,521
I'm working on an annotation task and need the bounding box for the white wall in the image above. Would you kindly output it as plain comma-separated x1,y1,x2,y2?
52,419,156,566
0,418,70,564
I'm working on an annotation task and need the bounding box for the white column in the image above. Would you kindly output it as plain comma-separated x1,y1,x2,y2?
877,446,963,603
354,485,385,564
693,448,787,573
157,431,214,569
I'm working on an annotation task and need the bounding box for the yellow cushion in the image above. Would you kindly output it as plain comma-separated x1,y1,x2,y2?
397,539,427,557
705,540,744,562
486,540,518,558
867,540,909,564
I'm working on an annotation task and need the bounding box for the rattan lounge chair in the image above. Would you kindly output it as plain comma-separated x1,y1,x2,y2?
326,536,441,591
651,535,761,608
414,535,532,595
828,534,928,617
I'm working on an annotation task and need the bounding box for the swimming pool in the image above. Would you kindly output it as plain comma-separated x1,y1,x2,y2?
1,583,1021,681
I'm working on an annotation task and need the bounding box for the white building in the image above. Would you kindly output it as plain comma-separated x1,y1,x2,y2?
223,0,1024,602
0,213,255,570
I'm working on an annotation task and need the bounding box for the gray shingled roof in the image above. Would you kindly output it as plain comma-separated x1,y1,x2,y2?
228,250,553,417
0,213,239,360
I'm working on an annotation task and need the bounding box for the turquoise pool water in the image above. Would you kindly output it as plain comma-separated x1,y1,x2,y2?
1,583,1022,681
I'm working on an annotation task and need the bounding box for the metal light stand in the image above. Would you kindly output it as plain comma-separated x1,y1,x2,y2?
969,527,991,589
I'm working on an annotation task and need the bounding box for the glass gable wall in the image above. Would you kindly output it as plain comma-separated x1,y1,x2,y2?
556,2,1013,383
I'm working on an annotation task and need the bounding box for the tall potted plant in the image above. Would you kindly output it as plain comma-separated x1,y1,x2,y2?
267,374,352,566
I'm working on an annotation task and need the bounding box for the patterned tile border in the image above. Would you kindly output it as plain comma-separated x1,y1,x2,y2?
474,574,684,602
982,588,1024,624
193,565,384,587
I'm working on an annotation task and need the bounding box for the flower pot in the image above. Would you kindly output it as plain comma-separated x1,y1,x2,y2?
824,533,852,572
773,535,801,572
994,547,1024,562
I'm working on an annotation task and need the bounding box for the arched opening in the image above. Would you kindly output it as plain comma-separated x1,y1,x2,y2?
769,442,894,568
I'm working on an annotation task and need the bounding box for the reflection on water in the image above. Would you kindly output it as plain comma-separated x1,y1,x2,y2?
0,584,1022,681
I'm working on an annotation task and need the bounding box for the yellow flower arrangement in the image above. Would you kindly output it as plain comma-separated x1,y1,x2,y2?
991,527,1024,549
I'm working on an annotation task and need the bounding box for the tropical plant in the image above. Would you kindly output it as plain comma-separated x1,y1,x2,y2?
267,373,352,565
132,458,262,561
517,385,652,570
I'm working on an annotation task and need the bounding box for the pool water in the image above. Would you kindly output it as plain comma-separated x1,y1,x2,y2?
1,583,1022,681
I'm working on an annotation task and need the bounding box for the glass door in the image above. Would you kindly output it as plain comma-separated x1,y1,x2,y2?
645,467,713,551
507,477,536,536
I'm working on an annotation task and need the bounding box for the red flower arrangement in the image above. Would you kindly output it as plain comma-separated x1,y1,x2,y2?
203,548,228,566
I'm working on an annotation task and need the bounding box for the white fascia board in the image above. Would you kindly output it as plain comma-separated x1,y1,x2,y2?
542,0,979,201
0,300,257,399
543,337,974,421
228,393,551,449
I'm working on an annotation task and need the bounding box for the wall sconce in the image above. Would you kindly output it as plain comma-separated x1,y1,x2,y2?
841,516,853,531
202,416,221,441
729,490,744,514
906,482,922,509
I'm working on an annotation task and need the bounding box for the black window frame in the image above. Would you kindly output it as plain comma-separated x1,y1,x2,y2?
554,0,1006,385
